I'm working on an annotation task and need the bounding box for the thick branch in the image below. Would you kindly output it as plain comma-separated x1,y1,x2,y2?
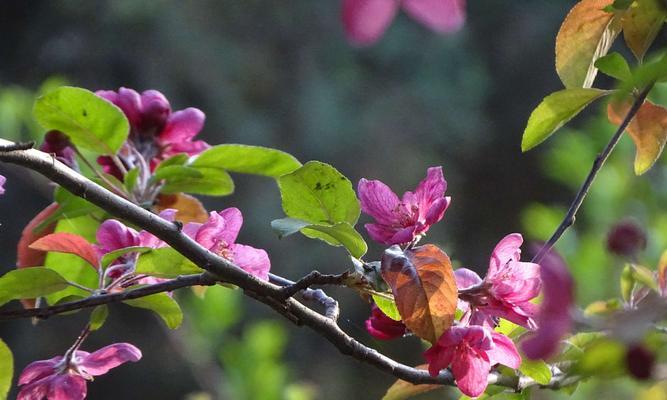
532,84,654,263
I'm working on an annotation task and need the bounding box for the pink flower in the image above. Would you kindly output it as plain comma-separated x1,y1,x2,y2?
96,87,210,172
455,234,541,330
521,249,574,360
365,303,407,340
18,343,141,400
342,0,466,46
0,174,5,195
39,131,79,170
424,326,520,397
358,166,450,245
183,208,271,280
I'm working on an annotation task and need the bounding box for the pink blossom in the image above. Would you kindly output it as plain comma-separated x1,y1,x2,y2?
0,174,5,195
18,343,141,400
365,303,407,340
96,87,209,172
39,131,78,170
358,166,450,245
342,0,466,46
424,326,520,397
455,234,541,330
183,208,271,280
521,249,574,360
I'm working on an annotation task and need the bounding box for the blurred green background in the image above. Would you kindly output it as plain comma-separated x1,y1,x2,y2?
1,1,666,399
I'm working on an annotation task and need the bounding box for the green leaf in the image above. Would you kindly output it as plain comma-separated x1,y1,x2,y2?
0,338,13,400
124,167,140,192
519,359,552,385
33,86,129,154
155,153,189,170
371,294,401,321
135,247,202,278
160,166,234,196
630,264,659,291
574,339,626,377
521,88,609,151
124,293,183,329
595,52,633,81
0,268,69,306
152,165,203,182
278,161,360,225
271,218,367,258
36,187,102,232
101,246,151,269
191,144,302,177
89,305,109,331
621,264,634,302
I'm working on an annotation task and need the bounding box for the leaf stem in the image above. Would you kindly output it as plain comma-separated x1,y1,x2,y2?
532,83,654,263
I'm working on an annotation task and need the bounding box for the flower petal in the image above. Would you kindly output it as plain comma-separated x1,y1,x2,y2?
217,208,243,244
159,108,205,143
424,344,455,377
413,166,447,212
452,347,490,398
17,375,52,400
454,268,482,290
424,196,450,226
488,233,523,277
113,88,143,127
402,0,466,34
138,209,177,248
364,223,399,245
46,374,87,400
229,244,271,280
80,343,142,376
18,357,62,385
488,332,521,369
365,304,407,340
342,0,399,46
96,220,140,254
358,178,401,226
0,174,6,195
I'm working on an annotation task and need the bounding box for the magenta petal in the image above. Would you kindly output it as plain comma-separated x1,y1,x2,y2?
413,166,446,211
194,212,227,251
230,244,270,280
114,88,143,127
452,348,490,398
364,223,397,245
488,233,523,276
17,375,52,400
402,0,466,34
139,209,177,248
342,0,399,46
47,374,87,400
18,357,62,385
365,304,407,340
389,225,418,245
0,174,6,195
164,139,210,158
217,208,243,244
454,268,482,290
424,196,450,226
159,108,205,143
96,220,140,254
358,178,401,226
488,332,521,369
424,344,455,377
80,343,142,376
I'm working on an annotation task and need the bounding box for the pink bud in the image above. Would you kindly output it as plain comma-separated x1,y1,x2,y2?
607,219,646,257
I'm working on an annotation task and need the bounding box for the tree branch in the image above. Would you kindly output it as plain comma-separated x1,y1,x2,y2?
532,84,654,263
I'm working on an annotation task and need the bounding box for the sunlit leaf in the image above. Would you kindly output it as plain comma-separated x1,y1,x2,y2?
622,0,666,60
100,246,151,269
124,293,183,329
33,86,129,154
29,232,99,269
372,294,401,321
135,247,202,278
522,88,609,151
556,0,621,88
630,264,659,291
621,264,635,302
594,52,633,81
380,244,457,344
0,338,13,399
155,193,208,224
519,359,552,385
0,268,69,306
382,365,442,400
574,338,626,377
271,217,367,258
89,305,109,331
160,166,234,196
191,144,302,177
124,167,140,192
608,99,667,174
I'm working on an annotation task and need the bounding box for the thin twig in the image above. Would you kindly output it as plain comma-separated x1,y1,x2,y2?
532,83,654,263
278,270,348,298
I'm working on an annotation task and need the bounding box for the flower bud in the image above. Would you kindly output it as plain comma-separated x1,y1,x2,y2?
626,344,654,380
39,130,78,170
607,219,646,257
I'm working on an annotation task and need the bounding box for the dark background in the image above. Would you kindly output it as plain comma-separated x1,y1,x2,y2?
0,1,597,399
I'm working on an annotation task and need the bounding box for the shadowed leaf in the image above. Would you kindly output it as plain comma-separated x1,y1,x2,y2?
29,232,99,269
608,100,667,174
124,293,183,329
380,244,457,344
0,268,69,306
556,0,620,88
622,0,666,60
155,193,208,224
271,217,367,258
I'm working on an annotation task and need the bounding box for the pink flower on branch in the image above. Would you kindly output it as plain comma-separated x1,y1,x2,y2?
455,234,541,330
365,303,407,340
342,0,466,46
424,326,520,397
18,343,141,400
358,166,450,245
0,174,5,195
521,249,574,360
183,207,271,281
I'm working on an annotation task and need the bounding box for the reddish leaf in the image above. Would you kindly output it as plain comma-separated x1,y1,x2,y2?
608,100,667,174
622,0,666,61
381,244,457,344
29,232,99,269
155,193,208,224
382,364,442,400
555,0,620,88
16,203,60,308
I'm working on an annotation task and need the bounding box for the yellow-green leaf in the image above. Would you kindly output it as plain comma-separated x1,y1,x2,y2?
372,294,401,321
522,88,608,151
124,293,183,329
622,0,666,60
556,0,621,88
0,338,13,400
608,100,667,174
